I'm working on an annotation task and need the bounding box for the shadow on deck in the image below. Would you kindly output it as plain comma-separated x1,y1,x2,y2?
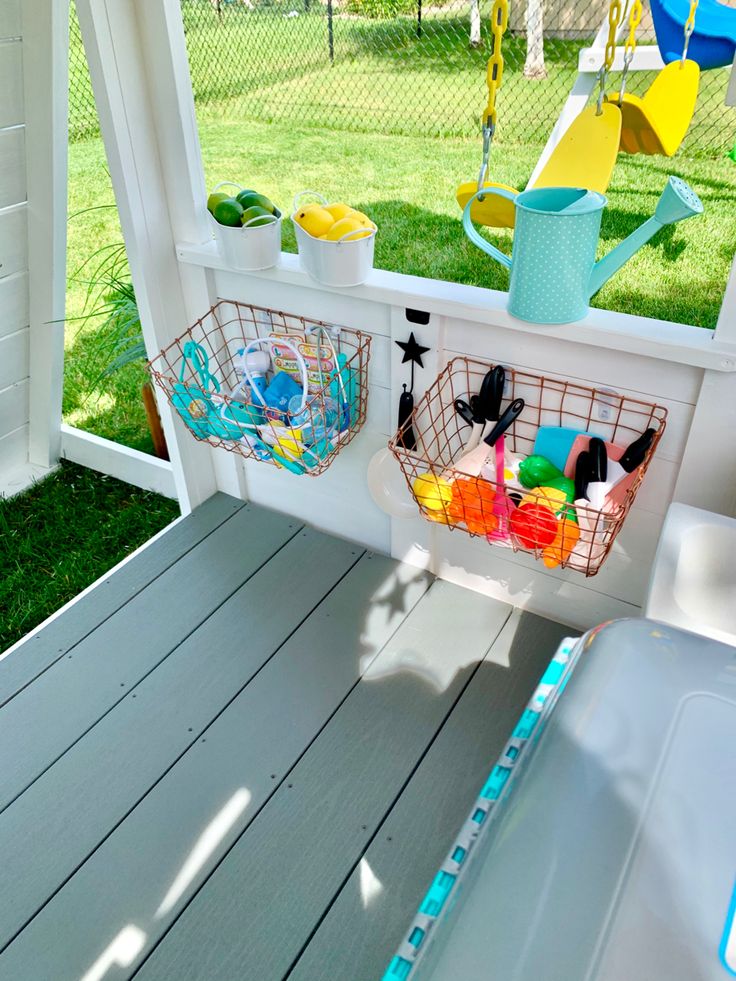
0,493,570,981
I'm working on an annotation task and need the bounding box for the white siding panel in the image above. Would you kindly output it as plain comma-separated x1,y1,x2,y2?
0,326,29,390
0,423,27,475
0,270,28,338
0,204,28,280
0,377,29,436
0,40,23,128
0,126,25,209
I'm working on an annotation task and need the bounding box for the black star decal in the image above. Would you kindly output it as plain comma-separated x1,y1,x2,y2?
395,332,430,369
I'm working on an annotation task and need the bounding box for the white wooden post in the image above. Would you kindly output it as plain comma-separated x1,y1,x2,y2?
74,0,245,511
21,0,68,469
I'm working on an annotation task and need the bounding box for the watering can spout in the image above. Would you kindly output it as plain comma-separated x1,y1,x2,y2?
588,176,703,299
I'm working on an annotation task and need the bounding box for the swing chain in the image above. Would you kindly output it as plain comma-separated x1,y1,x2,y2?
681,0,698,62
597,0,622,114
618,0,642,104
478,0,509,192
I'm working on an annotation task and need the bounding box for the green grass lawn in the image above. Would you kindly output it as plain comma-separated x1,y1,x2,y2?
64,1,736,451
0,463,179,653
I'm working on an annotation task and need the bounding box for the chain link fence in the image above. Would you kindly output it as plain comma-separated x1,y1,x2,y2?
70,0,733,154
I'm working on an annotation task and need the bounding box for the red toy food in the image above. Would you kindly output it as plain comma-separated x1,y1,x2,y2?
509,502,558,549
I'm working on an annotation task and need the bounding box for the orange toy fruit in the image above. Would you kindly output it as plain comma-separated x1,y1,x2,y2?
448,478,498,536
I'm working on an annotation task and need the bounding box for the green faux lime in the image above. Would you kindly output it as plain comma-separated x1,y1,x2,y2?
241,205,274,228
206,191,229,214
213,197,244,227
235,188,257,208
236,191,276,214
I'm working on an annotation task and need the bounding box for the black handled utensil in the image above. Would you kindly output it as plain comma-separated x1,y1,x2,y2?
480,365,506,439
619,428,656,473
483,398,525,448
574,450,590,501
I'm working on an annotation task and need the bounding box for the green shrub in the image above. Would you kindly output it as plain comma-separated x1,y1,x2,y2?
344,0,417,20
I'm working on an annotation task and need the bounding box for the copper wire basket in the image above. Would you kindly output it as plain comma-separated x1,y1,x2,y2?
388,357,668,576
148,301,371,476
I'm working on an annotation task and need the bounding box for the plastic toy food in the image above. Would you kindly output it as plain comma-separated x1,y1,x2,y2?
322,216,372,241
235,190,276,214
293,198,377,240
208,186,279,227
518,454,564,489
542,510,581,568
294,205,335,238
509,502,558,549
413,475,453,515
447,477,498,536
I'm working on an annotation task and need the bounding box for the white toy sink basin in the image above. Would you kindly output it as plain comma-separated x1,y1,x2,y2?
647,503,736,645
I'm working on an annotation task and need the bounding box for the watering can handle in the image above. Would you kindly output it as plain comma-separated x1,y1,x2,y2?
462,188,516,271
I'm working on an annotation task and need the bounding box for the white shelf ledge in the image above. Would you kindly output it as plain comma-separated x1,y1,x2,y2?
176,242,736,373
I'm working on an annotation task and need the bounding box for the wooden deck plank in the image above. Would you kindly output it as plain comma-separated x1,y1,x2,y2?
132,581,512,981
0,528,363,950
0,503,299,812
289,611,572,981
0,493,245,704
0,555,432,981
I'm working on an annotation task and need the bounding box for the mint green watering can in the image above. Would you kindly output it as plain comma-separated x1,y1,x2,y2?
463,177,703,324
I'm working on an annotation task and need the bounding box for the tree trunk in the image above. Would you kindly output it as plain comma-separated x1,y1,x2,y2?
523,0,547,78
469,0,482,48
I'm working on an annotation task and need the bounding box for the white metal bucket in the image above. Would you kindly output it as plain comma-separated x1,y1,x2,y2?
293,222,375,287
209,210,282,271
290,191,376,288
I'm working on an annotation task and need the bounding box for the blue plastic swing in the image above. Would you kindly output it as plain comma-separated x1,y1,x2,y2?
651,0,736,70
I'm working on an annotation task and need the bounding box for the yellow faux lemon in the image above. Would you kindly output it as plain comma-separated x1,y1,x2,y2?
324,202,354,221
323,216,372,241
349,210,376,230
413,475,453,511
294,205,335,238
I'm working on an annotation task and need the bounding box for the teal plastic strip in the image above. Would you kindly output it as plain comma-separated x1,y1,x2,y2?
381,635,582,981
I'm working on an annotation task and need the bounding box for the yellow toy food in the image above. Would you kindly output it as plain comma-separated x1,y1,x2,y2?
413,475,453,520
322,217,372,241
294,204,335,238
349,210,377,230
324,202,354,221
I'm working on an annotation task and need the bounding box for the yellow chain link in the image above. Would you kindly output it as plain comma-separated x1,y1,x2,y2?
623,0,643,62
682,0,699,59
483,0,509,130
603,0,622,73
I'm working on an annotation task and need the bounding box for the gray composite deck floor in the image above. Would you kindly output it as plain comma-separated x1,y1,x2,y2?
0,493,572,981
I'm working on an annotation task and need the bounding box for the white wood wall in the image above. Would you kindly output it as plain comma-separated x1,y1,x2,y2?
0,0,67,496
0,1,30,485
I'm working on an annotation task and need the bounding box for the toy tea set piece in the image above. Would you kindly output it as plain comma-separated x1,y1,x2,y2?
463,176,703,324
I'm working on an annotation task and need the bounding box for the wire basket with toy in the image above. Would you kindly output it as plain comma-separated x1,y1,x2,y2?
388,357,667,576
148,301,371,476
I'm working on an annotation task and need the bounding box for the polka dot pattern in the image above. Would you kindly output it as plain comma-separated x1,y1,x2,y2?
508,209,603,325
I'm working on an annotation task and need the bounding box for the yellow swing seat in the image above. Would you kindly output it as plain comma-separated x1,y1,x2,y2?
456,101,622,228
456,180,518,229
610,58,700,156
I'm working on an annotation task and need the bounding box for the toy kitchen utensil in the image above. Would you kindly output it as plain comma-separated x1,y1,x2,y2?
452,398,525,478
455,397,485,452
587,429,656,509
462,177,703,324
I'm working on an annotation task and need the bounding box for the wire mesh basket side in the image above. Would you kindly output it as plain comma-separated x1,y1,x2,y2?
148,300,371,476
389,356,667,576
